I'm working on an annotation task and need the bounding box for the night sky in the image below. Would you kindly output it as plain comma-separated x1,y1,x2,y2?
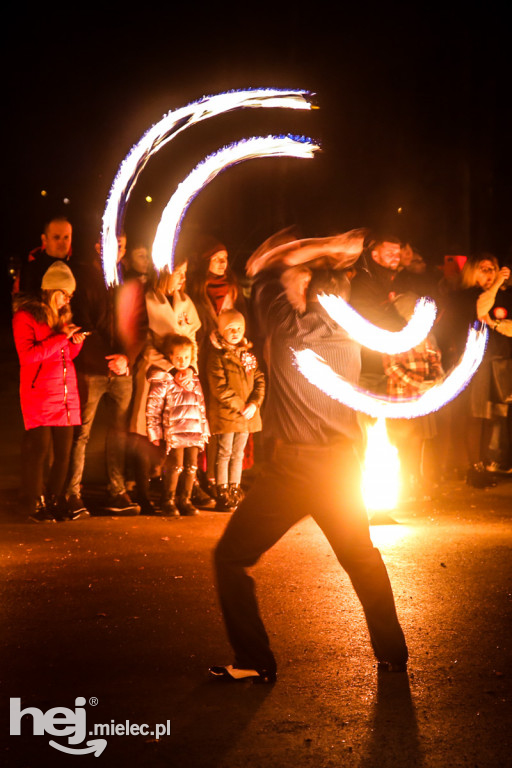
2,4,511,276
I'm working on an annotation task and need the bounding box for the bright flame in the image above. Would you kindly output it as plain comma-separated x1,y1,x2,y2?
318,294,437,354
362,418,400,511
370,524,411,546
152,135,319,273
293,323,488,418
102,88,314,285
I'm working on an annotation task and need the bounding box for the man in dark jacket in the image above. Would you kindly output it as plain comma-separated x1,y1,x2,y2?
19,217,74,294
65,235,144,515
349,234,406,391
209,231,408,684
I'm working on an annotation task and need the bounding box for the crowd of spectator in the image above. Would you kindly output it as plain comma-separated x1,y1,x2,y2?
11,217,512,522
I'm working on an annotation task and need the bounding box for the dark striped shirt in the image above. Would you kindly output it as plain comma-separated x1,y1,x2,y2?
254,276,362,445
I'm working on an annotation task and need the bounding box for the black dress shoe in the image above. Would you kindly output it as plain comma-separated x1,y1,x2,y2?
208,664,276,684
377,661,408,673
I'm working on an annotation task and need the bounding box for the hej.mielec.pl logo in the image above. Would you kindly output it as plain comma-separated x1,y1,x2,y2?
10,697,171,756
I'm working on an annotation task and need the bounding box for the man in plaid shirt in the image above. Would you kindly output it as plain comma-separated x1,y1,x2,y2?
383,338,444,398
383,293,444,498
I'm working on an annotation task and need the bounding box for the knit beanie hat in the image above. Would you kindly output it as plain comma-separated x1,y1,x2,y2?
41,262,76,294
217,308,245,335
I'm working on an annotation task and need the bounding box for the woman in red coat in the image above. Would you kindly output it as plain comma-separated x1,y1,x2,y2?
13,262,87,522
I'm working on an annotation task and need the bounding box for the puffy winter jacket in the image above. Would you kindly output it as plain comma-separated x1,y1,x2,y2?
12,302,83,430
145,367,209,452
206,332,265,434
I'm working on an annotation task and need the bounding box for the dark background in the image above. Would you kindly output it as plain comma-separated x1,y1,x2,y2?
2,3,511,284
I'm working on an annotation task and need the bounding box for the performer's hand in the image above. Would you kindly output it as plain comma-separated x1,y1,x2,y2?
246,229,367,277
328,229,368,263
71,332,86,344
150,439,161,447
105,354,129,376
242,403,257,420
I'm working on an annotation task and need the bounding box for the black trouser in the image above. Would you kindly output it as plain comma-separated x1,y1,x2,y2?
130,433,163,503
23,426,74,503
163,446,199,497
214,440,408,675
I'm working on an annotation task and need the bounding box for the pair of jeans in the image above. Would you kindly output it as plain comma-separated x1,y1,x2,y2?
215,432,250,486
214,440,408,675
67,373,133,497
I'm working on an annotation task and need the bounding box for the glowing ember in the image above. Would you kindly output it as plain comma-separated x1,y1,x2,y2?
152,135,319,273
362,418,400,511
102,88,314,285
318,294,437,354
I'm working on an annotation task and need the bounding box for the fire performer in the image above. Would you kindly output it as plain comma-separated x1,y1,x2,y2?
210,229,408,684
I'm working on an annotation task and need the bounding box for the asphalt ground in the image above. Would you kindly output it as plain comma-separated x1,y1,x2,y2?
1,336,512,767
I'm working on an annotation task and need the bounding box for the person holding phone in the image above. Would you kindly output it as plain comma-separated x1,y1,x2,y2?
12,262,87,522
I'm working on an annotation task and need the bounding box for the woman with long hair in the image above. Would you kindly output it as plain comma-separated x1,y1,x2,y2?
189,239,249,499
13,262,87,521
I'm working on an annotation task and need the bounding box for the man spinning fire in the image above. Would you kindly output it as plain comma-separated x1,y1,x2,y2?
209,229,408,683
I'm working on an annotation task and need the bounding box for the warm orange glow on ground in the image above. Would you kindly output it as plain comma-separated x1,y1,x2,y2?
362,417,401,512
369,522,410,547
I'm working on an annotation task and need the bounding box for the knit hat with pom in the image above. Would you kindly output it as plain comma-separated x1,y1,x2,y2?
41,262,76,294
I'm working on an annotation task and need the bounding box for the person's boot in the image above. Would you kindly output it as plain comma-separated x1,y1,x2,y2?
161,467,180,516
177,467,200,515
229,483,245,508
191,478,216,509
176,492,199,516
205,478,217,500
215,485,235,513
160,491,179,517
